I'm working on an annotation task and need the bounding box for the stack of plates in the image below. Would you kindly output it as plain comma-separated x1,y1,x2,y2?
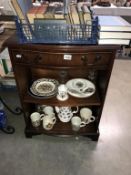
30,78,59,98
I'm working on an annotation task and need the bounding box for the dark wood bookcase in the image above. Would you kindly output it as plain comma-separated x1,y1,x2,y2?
5,36,119,140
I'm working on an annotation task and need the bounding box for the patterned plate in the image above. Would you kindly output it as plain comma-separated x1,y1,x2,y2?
30,78,59,97
66,78,96,98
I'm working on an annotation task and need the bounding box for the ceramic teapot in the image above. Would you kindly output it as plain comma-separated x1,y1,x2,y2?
55,106,78,122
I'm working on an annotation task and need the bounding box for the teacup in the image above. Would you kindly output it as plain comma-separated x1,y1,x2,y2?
71,116,86,131
80,107,95,124
41,115,56,131
43,106,54,115
30,112,44,127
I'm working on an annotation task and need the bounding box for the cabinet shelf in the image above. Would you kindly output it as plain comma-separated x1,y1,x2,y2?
26,120,98,137
23,91,101,106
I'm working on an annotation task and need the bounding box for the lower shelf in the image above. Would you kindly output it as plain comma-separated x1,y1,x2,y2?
25,120,99,140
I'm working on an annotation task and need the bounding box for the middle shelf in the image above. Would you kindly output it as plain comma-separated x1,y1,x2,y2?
23,90,101,106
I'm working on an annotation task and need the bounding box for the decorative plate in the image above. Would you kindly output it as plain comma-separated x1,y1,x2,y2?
30,78,59,97
66,78,96,98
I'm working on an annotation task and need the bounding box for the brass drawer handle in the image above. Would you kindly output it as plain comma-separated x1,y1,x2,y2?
81,55,88,65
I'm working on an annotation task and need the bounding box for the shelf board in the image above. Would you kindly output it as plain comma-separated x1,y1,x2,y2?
26,120,98,136
23,91,101,106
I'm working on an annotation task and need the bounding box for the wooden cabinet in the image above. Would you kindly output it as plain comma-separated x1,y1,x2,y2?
5,36,119,140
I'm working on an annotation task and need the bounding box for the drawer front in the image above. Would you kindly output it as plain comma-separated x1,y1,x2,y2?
36,52,111,67
12,50,111,67
12,50,36,64
86,52,111,66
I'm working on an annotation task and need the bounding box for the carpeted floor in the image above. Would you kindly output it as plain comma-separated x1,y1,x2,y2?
0,58,131,175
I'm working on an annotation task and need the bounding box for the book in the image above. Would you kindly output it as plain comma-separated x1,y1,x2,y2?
0,24,4,34
44,6,56,19
98,39,130,45
98,16,131,32
5,59,12,73
69,4,80,25
77,3,85,26
17,0,33,17
65,14,72,39
81,5,92,25
77,3,88,38
3,71,14,79
55,5,64,13
54,6,64,19
0,60,5,77
99,31,131,39
81,5,92,37
68,4,82,38
1,59,9,74
34,19,67,41
0,77,16,87
27,6,39,23
67,5,74,25
11,0,32,20
11,0,25,20
36,4,48,18
0,48,10,60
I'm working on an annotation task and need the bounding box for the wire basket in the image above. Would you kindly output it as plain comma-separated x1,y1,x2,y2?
15,17,99,44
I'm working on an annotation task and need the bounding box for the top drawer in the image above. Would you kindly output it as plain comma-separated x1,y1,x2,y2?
12,50,112,67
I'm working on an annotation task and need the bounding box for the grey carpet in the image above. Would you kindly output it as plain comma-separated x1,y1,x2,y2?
0,59,131,175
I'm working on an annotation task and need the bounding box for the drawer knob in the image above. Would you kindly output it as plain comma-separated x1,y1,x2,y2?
95,55,101,62
35,55,42,62
16,54,22,59
81,55,88,65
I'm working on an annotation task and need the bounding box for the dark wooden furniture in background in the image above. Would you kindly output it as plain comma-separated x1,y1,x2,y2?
5,36,119,140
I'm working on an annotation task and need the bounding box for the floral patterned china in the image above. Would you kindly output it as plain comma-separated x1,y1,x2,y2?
30,78,59,97
66,78,96,98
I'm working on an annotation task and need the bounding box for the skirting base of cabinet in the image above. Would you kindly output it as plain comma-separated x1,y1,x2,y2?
24,127,100,141
83,132,100,141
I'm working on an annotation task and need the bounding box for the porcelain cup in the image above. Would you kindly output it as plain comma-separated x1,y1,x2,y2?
41,115,56,130
71,116,86,131
43,106,54,115
80,107,95,124
30,112,44,127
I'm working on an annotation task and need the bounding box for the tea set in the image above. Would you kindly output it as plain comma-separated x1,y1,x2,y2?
30,78,96,131
30,105,95,131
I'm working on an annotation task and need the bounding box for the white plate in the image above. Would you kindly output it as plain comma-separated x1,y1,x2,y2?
30,78,59,97
66,78,95,98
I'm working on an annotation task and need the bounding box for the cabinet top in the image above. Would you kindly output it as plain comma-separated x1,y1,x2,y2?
4,34,120,52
